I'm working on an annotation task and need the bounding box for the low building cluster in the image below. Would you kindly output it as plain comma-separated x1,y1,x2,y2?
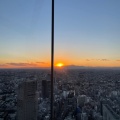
0,69,120,120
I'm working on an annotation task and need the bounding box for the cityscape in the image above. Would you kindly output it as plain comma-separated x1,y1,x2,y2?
0,68,120,120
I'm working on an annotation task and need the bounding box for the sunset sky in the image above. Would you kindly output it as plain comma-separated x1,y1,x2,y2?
0,0,120,68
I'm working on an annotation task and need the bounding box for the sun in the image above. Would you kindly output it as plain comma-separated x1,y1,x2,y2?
56,63,64,67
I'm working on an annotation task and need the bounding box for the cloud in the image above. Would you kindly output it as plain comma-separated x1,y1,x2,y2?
6,62,37,66
94,59,109,61
116,60,120,62
0,61,47,68
36,62,46,64
86,59,90,61
0,64,7,67
100,59,109,61
86,59,109,61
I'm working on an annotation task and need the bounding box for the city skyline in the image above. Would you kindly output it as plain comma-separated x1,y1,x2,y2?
0,0,120,68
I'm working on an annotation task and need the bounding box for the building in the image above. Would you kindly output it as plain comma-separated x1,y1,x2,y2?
42,80,51,98
103,104,120,120
81,113,88,120
17,80,38,120
77,95,87,108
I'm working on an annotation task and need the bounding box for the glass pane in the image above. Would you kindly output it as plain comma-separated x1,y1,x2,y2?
54,0,120,120
0,0,120,120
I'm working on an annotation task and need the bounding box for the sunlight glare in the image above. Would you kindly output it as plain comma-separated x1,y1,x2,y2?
56,63,64,67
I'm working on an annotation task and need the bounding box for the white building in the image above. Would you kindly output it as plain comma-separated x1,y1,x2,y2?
17,80,38,120
103,104,120,120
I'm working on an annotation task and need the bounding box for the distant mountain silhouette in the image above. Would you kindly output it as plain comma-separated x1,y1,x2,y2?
63,65,86,69
63,65,120,70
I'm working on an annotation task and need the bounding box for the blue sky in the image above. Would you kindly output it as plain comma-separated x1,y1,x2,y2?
0,0,120,68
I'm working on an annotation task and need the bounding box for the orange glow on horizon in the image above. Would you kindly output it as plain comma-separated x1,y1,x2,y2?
1,58,120,68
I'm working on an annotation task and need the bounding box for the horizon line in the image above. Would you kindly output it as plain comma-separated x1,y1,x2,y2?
0,65,120,69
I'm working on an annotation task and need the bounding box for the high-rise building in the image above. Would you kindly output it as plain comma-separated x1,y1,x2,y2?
77,95,87,108
42,80,51,99
17,80,38,120
46,74,51,81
